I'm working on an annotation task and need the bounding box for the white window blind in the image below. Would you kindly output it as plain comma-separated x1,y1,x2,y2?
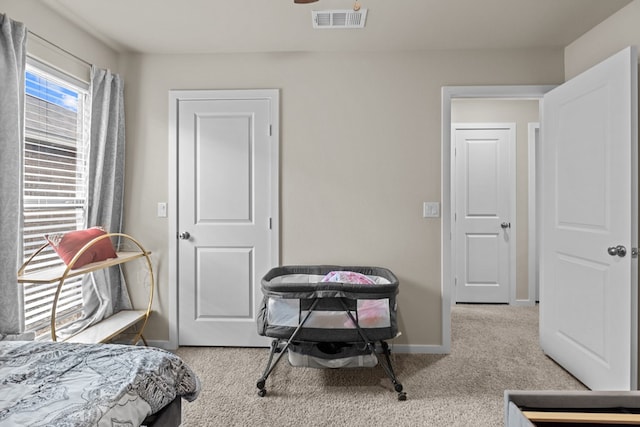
22,59,90,338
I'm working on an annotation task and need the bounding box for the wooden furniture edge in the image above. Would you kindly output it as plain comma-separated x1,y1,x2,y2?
523,410,640,424
18,251,150,284
65,310,148,344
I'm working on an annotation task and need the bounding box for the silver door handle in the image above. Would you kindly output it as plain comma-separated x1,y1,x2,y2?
607,245,626,257
500,222,511,229
178,231,191,240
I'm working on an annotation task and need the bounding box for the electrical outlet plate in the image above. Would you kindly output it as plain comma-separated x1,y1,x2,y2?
423,202,440,218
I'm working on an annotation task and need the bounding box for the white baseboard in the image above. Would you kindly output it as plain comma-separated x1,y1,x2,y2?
145,340,175,351
147,340,449,355
512,299,536,307
389,343,449,354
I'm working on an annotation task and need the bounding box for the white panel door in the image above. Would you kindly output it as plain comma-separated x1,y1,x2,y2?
454,124,515,303
540,47,637,390
177,90,278,347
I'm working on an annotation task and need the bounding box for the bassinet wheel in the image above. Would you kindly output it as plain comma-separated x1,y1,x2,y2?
258,389,267,397
256,379,266,390
394,383,403,393
398,392,407,401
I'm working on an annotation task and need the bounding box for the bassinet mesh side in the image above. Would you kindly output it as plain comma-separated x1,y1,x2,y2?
287,341,378,368
288,341,372,359
257,265,399,342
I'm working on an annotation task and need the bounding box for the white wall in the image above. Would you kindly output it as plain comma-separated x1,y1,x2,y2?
119,49,564,346
3,0,566,348
565,0,640,79
0,0,119,77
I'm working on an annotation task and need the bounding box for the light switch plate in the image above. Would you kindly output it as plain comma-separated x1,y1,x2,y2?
157,202,167,218
423,202,440,218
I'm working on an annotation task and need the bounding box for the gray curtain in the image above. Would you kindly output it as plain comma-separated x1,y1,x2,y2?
61,66,131,337
0,14,27,337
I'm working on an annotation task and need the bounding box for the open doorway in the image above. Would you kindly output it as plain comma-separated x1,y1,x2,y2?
440,85,554,352
451,100,536,304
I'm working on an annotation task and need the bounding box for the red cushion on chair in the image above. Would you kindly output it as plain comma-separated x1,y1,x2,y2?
45,227,118,269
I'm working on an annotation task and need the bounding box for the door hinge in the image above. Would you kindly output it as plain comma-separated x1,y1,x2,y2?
269,217,272,230
269,125,272,136
632,247,638,258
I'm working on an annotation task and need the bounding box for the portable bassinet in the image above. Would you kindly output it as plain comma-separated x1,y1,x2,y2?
256,265,406,400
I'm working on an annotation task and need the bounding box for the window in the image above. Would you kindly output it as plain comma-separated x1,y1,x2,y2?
21,59,90,338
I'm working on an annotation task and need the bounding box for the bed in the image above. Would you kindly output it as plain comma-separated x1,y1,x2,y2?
256,265,406,400
0,340,200,426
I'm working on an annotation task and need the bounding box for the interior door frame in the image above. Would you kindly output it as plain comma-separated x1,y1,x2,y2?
451,122,517,304
441,85,555,353
167,89,280,350
528,122,541,302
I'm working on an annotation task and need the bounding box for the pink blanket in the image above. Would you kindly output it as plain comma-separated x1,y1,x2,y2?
321,271,388,328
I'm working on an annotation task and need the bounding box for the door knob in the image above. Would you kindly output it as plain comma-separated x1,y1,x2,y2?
178,231,191,240
607,245,626,257
500,222,511,229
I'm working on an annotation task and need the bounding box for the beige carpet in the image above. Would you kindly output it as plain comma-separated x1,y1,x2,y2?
176,305,586,426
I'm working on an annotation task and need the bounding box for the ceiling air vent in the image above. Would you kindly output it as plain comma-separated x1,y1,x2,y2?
312,9,368,29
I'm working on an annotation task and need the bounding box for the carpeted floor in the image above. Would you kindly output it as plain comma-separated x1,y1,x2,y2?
176,304,586,426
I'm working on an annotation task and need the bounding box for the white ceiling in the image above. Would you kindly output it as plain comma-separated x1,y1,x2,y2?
42,0,632,54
